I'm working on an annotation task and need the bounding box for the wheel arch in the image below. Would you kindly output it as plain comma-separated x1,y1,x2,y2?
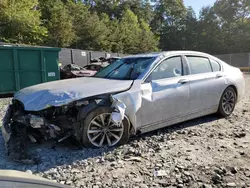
217,84,238,117
76,91,136,138
81,105,131,147
227,85,238,99
77,101,133,135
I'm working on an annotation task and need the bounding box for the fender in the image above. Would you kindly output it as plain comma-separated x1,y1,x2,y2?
77,102,98,121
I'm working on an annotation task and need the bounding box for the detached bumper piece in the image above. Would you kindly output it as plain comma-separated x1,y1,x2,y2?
2,105,37,164
2,105,72,164
8,122,36,164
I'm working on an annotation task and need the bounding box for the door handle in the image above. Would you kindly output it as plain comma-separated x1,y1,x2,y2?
178,79,189,84
216,74,223,78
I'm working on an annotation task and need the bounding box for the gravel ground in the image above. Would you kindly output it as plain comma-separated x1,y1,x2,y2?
0,75,250,188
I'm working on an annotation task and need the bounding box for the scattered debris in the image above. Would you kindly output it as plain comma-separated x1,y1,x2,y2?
239,151,245,156
233,131,246,138
230,167,238,174
226,182,237,187
212,173,222,184
153,170,169,177
111,97,126,126
244,170,250,177
124,157,142,162
0,75,249,187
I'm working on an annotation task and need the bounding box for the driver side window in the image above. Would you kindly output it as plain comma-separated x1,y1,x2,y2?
149,56,183,81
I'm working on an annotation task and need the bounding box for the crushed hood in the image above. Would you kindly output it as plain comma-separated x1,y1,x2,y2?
14,77,133,111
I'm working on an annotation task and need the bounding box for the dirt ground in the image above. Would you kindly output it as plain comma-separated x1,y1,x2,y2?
0,75,249,188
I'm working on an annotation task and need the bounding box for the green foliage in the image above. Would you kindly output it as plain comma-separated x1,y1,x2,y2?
40,0,74,47
74,12,110,51
0,0,47,44
138,19,159,53
1,0,250,54
211,0,250,53
119,9,141,54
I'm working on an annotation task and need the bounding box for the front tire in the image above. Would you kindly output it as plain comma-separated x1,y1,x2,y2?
217,87,237,117
81,106,130,148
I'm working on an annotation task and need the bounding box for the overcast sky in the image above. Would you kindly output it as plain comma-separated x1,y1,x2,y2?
183,0,216,15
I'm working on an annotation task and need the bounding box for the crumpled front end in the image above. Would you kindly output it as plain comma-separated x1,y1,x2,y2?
2,105,12,149
2,102,35,163
2,95,128,164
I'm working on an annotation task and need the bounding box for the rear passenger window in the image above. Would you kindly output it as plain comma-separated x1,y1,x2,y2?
210,59,221,72
187,56,212,74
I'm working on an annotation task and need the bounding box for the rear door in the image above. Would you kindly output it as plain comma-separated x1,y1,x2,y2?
184,56,226,113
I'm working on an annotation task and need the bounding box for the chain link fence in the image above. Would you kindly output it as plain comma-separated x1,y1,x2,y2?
215,53,250,72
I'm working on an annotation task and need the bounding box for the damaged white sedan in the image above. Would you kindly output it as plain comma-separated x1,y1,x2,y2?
2,51,245,163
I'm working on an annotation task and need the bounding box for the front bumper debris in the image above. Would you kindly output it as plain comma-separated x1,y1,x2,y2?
2,95,128,164
2,105,36,164
1,105,65,164
2,105,12,144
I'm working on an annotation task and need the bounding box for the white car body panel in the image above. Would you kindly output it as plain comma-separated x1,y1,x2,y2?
14,77,133,111
13,51,245,133
114,51,245,132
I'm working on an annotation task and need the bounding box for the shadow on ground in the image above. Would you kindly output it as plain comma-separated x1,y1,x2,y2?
131,114,219,141
0,114,219,173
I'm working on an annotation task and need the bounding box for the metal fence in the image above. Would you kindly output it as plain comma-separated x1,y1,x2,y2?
59,49,250,71
215,53,250,71
59,48,126,67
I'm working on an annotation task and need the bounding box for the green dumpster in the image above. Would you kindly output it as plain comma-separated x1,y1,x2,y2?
0,46,61,94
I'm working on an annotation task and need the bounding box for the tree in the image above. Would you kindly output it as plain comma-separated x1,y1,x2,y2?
84,0,120,18
118,9,141,54
0,0,47,44
68,1,110,51
137,19,159,53
83,0,154,24
195,6,224,54
40,0,74,47
151,0,187,50
183,6,198,50
2,0,250,55
75,12,110,51
212,0,250,53
107,18,125,53
116,0,153,23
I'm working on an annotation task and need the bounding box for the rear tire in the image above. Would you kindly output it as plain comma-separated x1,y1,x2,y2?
217,87,237,117
81,106,130,148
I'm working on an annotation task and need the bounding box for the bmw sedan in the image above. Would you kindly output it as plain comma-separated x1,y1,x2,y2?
2,51,245,163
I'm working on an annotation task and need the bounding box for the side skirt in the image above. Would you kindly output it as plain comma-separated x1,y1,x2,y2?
139,105,218,134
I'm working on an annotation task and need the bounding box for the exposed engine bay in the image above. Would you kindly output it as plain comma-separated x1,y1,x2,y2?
2,95,126,164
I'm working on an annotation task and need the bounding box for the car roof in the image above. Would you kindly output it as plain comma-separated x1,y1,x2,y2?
125,52,165,58
124,51,213,59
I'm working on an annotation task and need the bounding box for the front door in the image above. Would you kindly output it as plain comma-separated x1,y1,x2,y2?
139,56,190,127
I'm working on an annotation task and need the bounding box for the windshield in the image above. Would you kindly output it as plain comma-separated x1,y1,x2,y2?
94,57,156,80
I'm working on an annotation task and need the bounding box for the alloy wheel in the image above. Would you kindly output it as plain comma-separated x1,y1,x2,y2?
87,113,124,147
222,90,236,115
